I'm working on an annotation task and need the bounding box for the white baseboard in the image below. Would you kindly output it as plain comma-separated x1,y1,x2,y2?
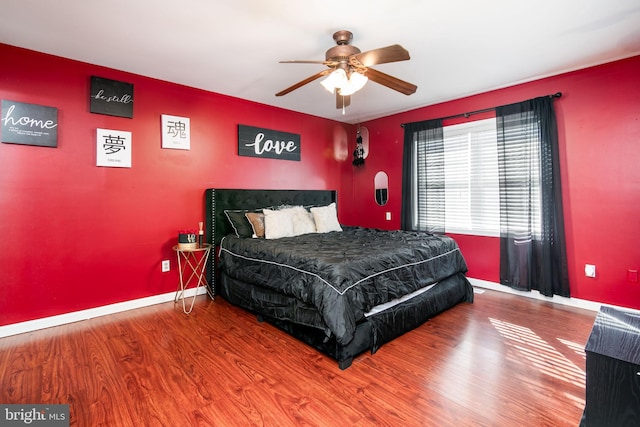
0,287,208,339
469,277,640,315
2,279,637,339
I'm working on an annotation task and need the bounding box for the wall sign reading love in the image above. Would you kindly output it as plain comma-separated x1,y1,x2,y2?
238,124,300,161
90,76,134,118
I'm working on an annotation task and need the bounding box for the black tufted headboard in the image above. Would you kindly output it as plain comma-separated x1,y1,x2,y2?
204,188,337,295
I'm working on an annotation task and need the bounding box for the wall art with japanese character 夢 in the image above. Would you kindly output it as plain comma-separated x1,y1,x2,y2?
96,128,131,168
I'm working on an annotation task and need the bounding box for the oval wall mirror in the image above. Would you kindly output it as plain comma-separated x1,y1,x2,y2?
374,171,389,206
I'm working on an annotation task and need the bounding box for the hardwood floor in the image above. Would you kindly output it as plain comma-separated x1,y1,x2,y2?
0,289,596,426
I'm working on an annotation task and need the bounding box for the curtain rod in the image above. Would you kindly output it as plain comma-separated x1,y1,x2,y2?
401,92,562,127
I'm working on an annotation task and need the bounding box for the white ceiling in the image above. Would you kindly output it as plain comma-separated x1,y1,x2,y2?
1,0,639,124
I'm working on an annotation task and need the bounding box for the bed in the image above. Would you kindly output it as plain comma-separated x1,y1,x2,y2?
205,188,473,369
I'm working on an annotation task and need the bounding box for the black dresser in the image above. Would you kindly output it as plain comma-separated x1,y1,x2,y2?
581,306,640,426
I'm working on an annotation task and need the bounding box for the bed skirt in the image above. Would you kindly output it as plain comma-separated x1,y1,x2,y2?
220,272,473,369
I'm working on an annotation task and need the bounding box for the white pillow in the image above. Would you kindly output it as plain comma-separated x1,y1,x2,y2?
289,206,316,236
310,202,342,233
263,208,295,239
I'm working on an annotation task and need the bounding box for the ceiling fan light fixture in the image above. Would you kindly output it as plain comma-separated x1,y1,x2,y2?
320,68,347,93
320,68,368,96
339,71,368,96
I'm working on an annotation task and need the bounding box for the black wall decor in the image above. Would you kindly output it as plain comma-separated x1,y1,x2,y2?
352,132,365,167
1,99,58,147
90,76,134,118
238,124,300,161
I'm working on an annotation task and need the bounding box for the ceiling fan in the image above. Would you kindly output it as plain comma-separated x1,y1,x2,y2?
275,30,417,110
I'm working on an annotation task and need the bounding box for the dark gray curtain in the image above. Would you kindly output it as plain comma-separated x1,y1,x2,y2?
401,119,443,232
496,96,569,297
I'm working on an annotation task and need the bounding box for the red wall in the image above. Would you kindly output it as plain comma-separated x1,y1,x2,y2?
0,44,356,326
2,43,638,328
355,55,640,310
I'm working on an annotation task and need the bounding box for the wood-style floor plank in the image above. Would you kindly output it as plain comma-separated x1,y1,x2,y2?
0,289,596,426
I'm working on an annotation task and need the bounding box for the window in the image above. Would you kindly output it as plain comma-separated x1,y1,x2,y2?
414,118,500,236
497,111,542,240
405,96,563,294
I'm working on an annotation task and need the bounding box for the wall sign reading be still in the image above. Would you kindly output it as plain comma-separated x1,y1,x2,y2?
90,76,134,118
238,124,300,161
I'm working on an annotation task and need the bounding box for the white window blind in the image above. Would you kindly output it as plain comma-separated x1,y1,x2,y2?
412,113,543,239
442,118,499,236
497,112,542,240
414,118,500,237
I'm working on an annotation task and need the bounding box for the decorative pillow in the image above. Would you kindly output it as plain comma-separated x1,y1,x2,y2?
310,202,342,233
263,208,295,239
224,210,253,238
245,212,265,238
289,206,316,236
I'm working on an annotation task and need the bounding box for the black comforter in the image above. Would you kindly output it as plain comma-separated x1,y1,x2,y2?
218,227,469,345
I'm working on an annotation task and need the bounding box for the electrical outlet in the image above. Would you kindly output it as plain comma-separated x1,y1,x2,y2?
161,260,170,272
585,264,596,278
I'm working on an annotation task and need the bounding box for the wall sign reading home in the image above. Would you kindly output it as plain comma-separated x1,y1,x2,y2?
1,100,58,147
90,76,134,118
238,124,300,161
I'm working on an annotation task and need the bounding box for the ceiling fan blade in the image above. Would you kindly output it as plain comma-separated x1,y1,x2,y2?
279,60,327,64
352,44,410,67
280,60,341,69
364,68,417,95
336,93,351,109
275,69,332,96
